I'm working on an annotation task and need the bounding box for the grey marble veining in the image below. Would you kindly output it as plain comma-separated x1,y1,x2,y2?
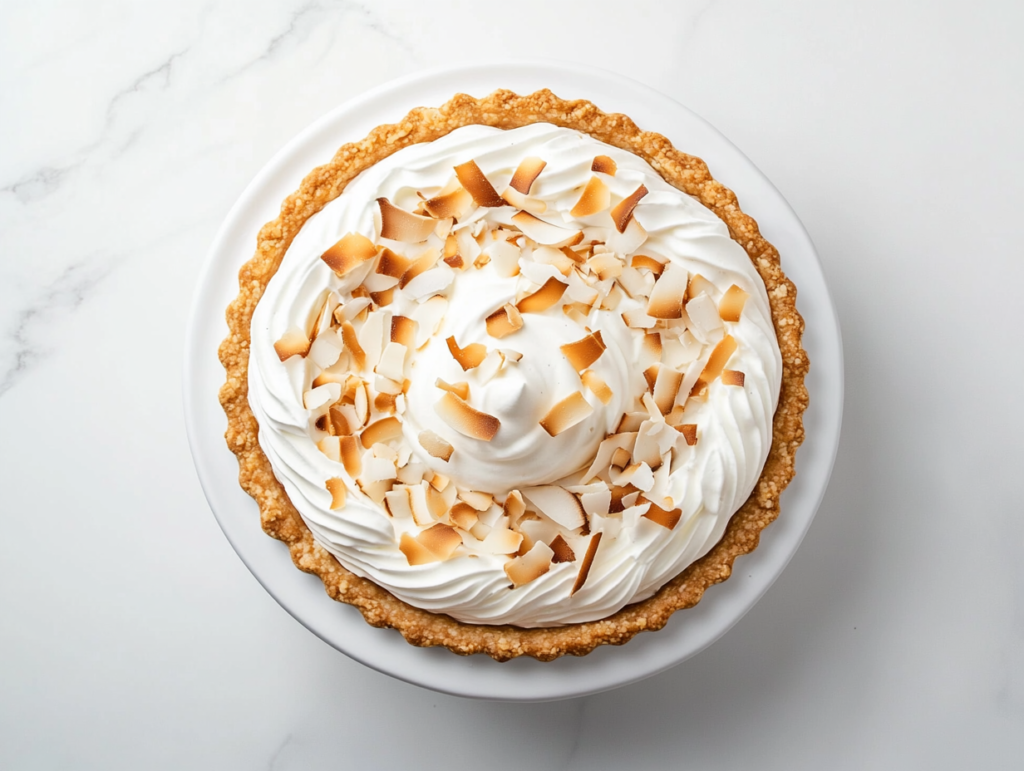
1,1,1022,769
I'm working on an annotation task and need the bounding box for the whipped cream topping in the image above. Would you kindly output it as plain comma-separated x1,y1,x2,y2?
248,123,782,627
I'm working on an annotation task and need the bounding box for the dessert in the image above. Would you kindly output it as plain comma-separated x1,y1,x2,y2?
219,90,808,660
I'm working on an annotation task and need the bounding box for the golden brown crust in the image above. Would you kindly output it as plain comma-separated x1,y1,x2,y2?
218,89,809,661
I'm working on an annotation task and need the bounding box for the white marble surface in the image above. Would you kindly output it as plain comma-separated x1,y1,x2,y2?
1,0,1022,767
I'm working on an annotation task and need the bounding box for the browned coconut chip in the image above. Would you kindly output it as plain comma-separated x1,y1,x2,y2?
580,369,613,404
449,501,479,530
369,287,395,307
646,263,688,320
643,364,660,391
329,406,353,436
511,211,580,246
643,501,682,530
522,485,587,531
376,247,411,279
418,430,454,462
719,284,749,322
560,245,587,265
505,542,555,587
307,292,335,343
549,534,576,563
360,416,403,448
399,524,461,565
378,198,436,243
722,369,746,387
560,331,606,373
315,414,330,433
610,447,632,470
591,155,617,175
325,478,347,510
435,378,470,400
390,315,417,348
502,489,527,525
588,253,622,281
458,489,494,511
453,160,506,207
321,232,377,276
443,252,464,270
516,276,567,314
339,435,362,477
570,176,611,217
501,186,546,215
428,472,450,492
641,332,662,362
435,392,500,441
653,366,684,414
571,532,603,596
485,304,524,339
274,327,311,361
630,254,666,276
426,485,449,520
423,186,474,220
398,248,440,289
340,321,367,370
686,273,716,302
677,424,698,446
374,393,397,414
446,335,488,370
610,184,648,233
508,156,547,194
701,334,738,383
539,391,594,437
317,436,341,462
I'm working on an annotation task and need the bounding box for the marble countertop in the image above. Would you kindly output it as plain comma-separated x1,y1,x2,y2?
1,1,1021,768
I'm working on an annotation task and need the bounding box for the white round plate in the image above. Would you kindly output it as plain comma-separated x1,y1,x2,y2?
183,60,843,702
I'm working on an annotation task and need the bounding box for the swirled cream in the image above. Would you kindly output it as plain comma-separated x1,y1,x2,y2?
248,123,781,627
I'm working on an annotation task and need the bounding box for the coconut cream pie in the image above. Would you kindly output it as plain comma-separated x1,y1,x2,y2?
219,90,808,660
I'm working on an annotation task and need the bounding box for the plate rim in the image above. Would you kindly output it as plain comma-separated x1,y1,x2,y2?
182,58,844,702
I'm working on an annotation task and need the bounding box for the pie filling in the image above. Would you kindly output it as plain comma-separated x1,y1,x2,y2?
248,123,781,627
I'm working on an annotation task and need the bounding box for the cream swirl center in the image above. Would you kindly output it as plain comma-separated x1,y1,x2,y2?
402,266,636,493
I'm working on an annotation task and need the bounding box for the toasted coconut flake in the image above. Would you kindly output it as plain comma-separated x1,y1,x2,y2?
360,417,402,449
453,160,505,207
581,432,637,483
522,486,586,531
418,430,454,462
501,186,547,215
423,185,473,220
533,245,575,276
505,542,554,587
317,436,341,462
435,392,500,441
485,303,524,339
511,211,580,246
435,378,470,400
719,284,749,322
390,315,417,348
610,184,648,233
446,335,487,370
412,295,448,348
321,232,377,276
340,321,366,371
622,308,657,329
686,273,716,302
643,364,660,392
646,263,688,320
339,435,361,477
570,176,611,217
702,335,738,383
426,485,449,520
329,405,355,436
516,277,567,314
571,532,603,595
374,393,397,414
591,155,617,175
449,502,479,530
642,501,682,530
631,254,666,275
378,198,436,243
641,331,663,365
369,287,395,307
653,366,684,414
549,534,575,563
399,533,436,565
428,472,449,492
375,341,408,382
722,369,746,387
610,447,632,469
375,247,410,279
580,369,613,404
560,331,606,373
325,478,348,510
274,327,311,361
677,423,698,446
539,391,594,437
607,216,648,255
502,490,527,525
398,248,440,289
488,239,521,278
508,156,547,194
458,489,494,512
588,253,622,281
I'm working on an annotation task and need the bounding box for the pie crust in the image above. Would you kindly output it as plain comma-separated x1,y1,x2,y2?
218,89,809,661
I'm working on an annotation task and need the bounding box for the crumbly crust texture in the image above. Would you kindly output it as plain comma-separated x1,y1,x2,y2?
218,89,809,661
